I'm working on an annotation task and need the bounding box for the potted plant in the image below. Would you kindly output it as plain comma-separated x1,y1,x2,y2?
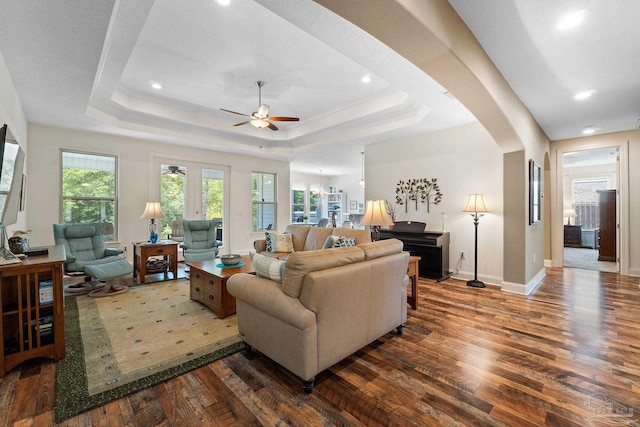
385,200,398,227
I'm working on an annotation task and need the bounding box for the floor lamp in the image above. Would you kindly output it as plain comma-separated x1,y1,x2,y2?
360,199,393,241
463,194,488,288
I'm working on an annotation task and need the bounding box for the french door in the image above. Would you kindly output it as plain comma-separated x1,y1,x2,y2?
155,159,229,247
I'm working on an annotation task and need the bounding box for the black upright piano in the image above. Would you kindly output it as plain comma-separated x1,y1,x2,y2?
379,221,451,281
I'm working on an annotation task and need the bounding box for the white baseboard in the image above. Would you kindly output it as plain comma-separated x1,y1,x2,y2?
501,267,546,295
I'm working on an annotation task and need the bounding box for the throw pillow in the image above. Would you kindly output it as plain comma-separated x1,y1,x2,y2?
265,231,294,253
333,236,356,248
250,252,286,283
322,235,340,249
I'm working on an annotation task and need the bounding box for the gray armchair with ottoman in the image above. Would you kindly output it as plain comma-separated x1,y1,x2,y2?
53,222,132,297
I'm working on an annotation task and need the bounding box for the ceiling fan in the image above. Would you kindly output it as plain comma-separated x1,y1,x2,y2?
221,81,299,131
163,165,185,177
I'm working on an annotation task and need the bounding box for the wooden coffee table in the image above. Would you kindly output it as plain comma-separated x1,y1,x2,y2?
186,255,254,318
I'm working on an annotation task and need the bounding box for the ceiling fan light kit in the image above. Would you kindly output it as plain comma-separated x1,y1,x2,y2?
221,81,299,131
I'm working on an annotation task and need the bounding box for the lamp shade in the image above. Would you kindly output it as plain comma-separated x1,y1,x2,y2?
563,208,577,218
463,194,489,213
360,199,394,227
140,202,165,219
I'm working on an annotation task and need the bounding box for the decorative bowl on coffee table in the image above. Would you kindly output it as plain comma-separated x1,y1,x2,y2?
220,254,242,266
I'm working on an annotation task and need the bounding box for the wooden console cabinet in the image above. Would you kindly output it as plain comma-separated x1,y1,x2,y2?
0,245,66,376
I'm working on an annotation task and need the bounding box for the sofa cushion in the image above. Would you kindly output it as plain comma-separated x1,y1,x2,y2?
251,252,286,283
303,227,333,251
265,231,294,253
284,225,314,252
281,247,365,298
357,238,404,260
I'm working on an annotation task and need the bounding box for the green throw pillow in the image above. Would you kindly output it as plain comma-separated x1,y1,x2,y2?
250,252,286,283
322,235,340,249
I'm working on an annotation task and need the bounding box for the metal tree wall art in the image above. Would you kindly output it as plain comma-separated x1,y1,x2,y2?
395,178,443,213
419,178,442,213
395,179,414,213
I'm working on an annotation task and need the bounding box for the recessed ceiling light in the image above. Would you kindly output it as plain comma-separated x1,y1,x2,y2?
151,82,162,90
558,11,585,30
361,75,372,84
583,126,595,135
574,90,595,101
217,0,230,5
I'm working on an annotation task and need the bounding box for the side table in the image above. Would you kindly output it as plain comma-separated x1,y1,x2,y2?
407,256,421,310
186,255,255,318
132,240,179,284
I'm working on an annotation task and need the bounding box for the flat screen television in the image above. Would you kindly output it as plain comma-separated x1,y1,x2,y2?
0,124,25,226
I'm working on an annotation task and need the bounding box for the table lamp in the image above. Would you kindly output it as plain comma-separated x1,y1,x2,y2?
563,208,577,225
360,199,394,241
463,193,488,288
140,202,165,243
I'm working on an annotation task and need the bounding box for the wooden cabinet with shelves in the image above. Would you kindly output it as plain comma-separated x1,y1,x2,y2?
327,192,346,227
0,245,66,376
598,189,616,262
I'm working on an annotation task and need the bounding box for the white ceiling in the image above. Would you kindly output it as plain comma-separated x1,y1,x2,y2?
0,0,637,175
449,0,640,141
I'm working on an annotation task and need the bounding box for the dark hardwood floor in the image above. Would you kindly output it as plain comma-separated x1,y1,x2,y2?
2,267,640,426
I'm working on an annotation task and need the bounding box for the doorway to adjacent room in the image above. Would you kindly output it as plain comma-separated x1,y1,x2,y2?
562,147,618,273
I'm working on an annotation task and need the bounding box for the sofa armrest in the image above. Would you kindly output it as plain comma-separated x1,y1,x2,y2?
227,273,315,330
254,239,267,253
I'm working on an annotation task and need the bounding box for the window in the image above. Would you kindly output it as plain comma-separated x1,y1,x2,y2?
572,177,608,228
291,185,305,223
61,151,117,240
309,190,320,223
160,164,186,239
252,172,276,231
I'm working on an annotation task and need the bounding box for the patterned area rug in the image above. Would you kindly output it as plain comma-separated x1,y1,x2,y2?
55,279,242,423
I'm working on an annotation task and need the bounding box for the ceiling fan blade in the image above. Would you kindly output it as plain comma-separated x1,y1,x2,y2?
221,108,250,117
267,122,279,131
233,120,252,127
269,116,299,122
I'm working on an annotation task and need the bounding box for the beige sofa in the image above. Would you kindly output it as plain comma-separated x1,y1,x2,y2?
254,224,372,259
227,238,409,393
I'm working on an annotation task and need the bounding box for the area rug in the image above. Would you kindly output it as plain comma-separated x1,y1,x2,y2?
55,279,243,422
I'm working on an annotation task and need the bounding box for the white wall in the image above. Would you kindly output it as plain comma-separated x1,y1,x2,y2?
0,50,28,236
366,122,504,285
26,125,290,258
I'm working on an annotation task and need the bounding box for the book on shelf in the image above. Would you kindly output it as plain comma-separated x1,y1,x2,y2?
39,279,54,305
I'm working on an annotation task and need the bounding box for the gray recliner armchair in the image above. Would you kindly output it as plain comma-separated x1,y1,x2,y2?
182,219,222,263
53,222,131,295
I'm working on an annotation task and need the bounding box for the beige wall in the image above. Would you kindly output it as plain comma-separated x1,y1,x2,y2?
26,125,290,257
367,122,504,284
317,0,550,292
